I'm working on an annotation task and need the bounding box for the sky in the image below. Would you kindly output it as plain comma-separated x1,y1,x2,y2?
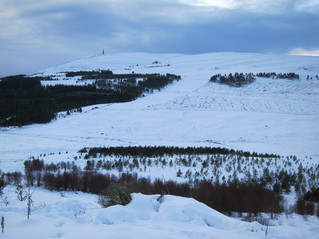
1,0,319,76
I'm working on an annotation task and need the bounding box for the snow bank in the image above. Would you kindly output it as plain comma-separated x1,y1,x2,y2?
0,187,264,239
1,187,318,239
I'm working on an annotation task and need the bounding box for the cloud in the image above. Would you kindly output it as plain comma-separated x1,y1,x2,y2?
294,0,319,13
178,0,239,9
0,0,318,76
178,0,319,15
178,0,291,13
289,48,319,56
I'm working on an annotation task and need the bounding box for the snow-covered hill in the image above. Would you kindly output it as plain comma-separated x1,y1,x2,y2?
2,52,319,172
1,52,319,239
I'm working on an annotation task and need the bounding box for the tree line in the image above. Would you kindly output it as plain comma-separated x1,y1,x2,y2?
1,159,283,216
79,146,279,159
1,155,318,216
210,72,300,87
256,72,299,79
0,72,180,126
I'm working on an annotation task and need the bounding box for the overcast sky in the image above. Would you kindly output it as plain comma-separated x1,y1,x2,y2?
1,0,319,76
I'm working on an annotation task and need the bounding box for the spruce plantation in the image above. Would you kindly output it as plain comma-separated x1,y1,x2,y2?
0,72,180,126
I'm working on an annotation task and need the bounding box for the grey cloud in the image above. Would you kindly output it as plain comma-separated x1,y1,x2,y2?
0,0,318,76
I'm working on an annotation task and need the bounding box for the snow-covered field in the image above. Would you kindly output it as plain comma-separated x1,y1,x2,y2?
1,52,319,238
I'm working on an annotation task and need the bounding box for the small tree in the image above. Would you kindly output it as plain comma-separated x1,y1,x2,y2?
0,178,8,205
0,176,5,197
98,183,131,208
16,185,27,201
26,188,35,219
1,196,9,206
1,216,4,233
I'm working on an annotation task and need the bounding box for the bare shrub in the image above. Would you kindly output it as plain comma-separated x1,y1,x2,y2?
98,183,131,208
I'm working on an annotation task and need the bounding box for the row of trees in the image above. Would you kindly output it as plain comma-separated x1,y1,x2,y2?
64,70,182,89
210,72,301,87
65,70,113,78
256,72,299,79
79,146,279,159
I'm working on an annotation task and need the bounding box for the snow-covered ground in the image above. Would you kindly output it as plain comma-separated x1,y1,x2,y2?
1,52,319,238
1,186,319,239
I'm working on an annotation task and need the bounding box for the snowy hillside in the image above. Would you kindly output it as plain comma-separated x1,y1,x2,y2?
1,52,319,239
1,52,319,171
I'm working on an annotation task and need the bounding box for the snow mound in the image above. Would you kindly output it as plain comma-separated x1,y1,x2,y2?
85,193,262,232
1,187,266,239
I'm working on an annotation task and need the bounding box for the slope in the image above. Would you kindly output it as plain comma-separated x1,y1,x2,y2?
1,52,319,173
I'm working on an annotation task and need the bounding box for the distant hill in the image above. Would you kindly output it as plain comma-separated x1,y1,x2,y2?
1,52,319,167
